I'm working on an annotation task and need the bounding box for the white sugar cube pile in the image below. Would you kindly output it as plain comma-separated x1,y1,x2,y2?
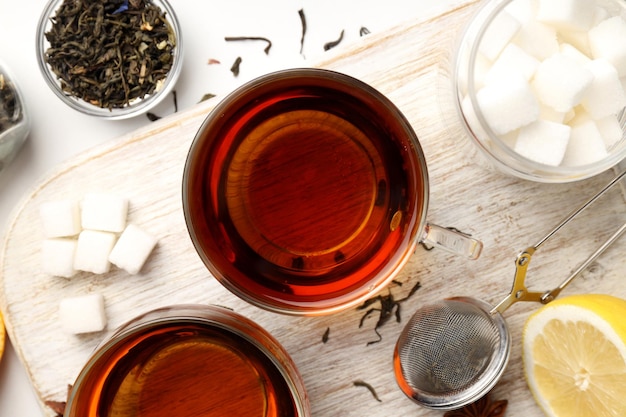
40,192,158,277
464,0,626,167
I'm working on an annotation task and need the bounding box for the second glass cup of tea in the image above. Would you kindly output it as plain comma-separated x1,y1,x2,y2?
183,68,482,315
64,305,310,417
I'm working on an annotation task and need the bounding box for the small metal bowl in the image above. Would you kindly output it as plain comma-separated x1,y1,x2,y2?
36,0,183,120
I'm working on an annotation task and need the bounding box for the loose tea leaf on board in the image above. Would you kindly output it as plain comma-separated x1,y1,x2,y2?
44,0,176,109
353,380,382,402
358,281,422,345
322,327,330,343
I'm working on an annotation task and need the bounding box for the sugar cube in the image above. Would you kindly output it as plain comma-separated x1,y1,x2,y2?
563,108,576,123
108,224,158,275
537,0,597,31
59,293,107,334
39,199,81,238
581,59,626,119
42,238,77,278
595,115,624,149
479,10,521,61
532,53,594,112
559,43,591,66
567,107,592,126
514,120,571,166
593,7,610,27
504,0,538,24
74,230,117,274
81,193,129,233
539,104,566,123
589,16,626,77
476,73,540,135
558,31,592,57
484,43,540,85
562,120,608,166
514,20,560,61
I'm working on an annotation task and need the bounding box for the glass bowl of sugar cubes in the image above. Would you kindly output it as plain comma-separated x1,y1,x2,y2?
454,0,626,182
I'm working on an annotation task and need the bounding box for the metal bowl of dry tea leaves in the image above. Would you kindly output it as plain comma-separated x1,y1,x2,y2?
0,59,29,172
36,0,183,120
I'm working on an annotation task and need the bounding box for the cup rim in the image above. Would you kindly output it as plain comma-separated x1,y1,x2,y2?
182,68,429,315
454,0,626,183
35,0,183,120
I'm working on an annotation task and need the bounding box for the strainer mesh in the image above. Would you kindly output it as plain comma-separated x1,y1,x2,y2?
397,299,501,395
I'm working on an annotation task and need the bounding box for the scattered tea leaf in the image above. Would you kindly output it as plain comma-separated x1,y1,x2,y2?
322,327,330,343
358,280,421,345
208,58,221,65
199,93,216,103
146,112,161,121
298,9,307,56
324,29,345,51
145,90,177,121
225,36,273,55
359,26,371,36
230,56,243,76
353,380,382,402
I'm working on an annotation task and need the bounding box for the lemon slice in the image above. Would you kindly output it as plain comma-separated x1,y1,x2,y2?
522,294,626,417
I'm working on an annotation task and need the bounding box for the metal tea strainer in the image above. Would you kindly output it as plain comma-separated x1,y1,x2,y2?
394,170,626,411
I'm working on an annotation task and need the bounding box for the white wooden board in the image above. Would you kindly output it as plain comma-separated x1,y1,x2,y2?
2,1,626,415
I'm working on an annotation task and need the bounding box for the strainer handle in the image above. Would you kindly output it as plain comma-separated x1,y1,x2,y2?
491,169,626,315
541,221,626,303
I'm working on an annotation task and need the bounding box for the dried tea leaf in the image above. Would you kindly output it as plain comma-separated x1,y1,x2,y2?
230,57,242,76
353,380,382,402
224,36,272,55
358,281,421,345
322,327,330,343
298,9,307,55
324,29,345,51
199,93,216,103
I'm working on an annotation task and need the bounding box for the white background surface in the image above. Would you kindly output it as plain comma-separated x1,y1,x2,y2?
0,0,457,415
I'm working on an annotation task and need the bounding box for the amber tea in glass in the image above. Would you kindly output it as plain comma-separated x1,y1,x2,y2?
183,69,432,315
64,305,309,417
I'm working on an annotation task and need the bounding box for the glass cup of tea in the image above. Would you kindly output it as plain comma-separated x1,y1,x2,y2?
64,305,310,417
182,68,482,316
